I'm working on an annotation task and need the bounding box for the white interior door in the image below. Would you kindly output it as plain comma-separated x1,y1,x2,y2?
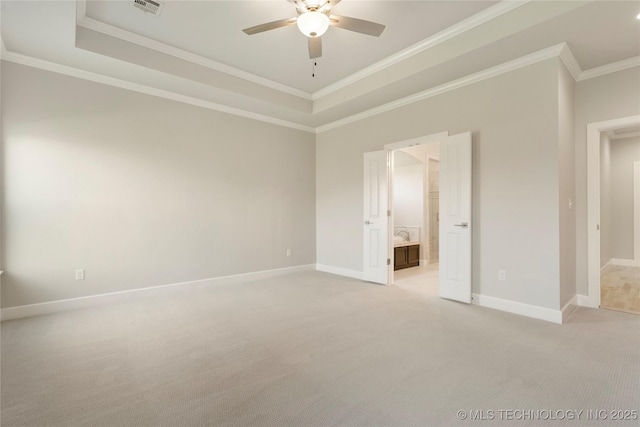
439,132,472,303
363,150,389,284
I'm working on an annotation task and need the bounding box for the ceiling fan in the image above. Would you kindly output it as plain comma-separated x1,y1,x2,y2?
242,0,385,59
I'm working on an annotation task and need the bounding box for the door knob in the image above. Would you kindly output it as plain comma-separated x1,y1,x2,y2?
454,222,468,228
364,220,374,225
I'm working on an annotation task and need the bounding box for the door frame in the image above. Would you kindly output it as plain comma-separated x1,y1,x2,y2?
586,115,640,308
385,132,448,285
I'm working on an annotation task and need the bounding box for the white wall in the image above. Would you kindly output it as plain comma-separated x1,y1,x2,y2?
600,133,613,267
1,61,316,308
574,66,640,295
558,62,576,307
610,136,640,260
395,145,440,262
393,152,423,230
317,59,563,310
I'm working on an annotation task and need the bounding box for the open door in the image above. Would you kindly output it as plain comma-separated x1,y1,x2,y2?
363,150,389,284
439,132,472,303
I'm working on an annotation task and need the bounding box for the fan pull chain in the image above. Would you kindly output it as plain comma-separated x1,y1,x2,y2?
312,61,317,78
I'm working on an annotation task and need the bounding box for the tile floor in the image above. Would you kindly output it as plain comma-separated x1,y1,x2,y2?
393,263,439,299
600,265,640,315
395,263,640,317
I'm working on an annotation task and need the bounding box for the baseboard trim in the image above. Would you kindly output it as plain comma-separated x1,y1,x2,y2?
561,295,579,323
0,264,316,321
576,294,596,308
472,293,563,324
611,258,640,267
315,264,363,281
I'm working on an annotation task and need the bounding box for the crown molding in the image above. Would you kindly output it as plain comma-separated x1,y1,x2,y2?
75,0,637,101
76,0,529,105
311,0,530,101
75,1,312,101
558,43,582,81
6,44,566,135
1,50,316,134
578,56,640,82
3,37,637,136
316,43,566,133
317,44,640,133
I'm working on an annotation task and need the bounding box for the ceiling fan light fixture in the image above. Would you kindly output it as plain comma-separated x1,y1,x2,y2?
297,11,329,37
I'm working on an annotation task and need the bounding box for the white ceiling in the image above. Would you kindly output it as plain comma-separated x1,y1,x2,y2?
2,1,640,132
83,0,500,93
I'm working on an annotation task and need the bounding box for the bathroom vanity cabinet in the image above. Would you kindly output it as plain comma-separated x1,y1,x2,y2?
394,244,420,270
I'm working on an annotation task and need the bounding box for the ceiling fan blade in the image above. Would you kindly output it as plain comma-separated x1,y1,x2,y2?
242,17,296,35
329,15,385,37
308,37,322,59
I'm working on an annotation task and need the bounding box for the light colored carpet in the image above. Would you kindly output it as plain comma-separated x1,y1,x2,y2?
2,270,639,426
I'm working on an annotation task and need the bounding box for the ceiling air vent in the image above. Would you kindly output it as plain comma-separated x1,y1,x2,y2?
131,0,164,16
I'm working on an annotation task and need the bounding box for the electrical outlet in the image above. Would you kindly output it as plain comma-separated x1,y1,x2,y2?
75,269,85,280
498,270,506,281
286,249,292,257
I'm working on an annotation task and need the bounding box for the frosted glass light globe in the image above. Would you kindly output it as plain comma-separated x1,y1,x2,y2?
297,11,330,38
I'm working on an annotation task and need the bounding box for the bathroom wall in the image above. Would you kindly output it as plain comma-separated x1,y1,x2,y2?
393,151,423,242
610,136,640,261
599,134,640,266
600,133,613,267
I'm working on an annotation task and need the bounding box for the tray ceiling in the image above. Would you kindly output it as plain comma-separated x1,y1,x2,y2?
2,1,639,131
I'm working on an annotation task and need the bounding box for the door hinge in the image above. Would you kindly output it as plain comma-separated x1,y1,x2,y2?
387,258,391,266
387,210,391,217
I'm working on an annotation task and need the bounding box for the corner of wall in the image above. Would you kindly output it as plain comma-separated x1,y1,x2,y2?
558,59,577,308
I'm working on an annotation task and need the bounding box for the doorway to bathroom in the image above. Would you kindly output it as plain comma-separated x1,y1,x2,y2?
595,121,640,315
363,131,472,303
587,115,640,314
391,142,440,297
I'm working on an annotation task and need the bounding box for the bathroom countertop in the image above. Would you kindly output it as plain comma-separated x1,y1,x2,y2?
393,240,420,248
